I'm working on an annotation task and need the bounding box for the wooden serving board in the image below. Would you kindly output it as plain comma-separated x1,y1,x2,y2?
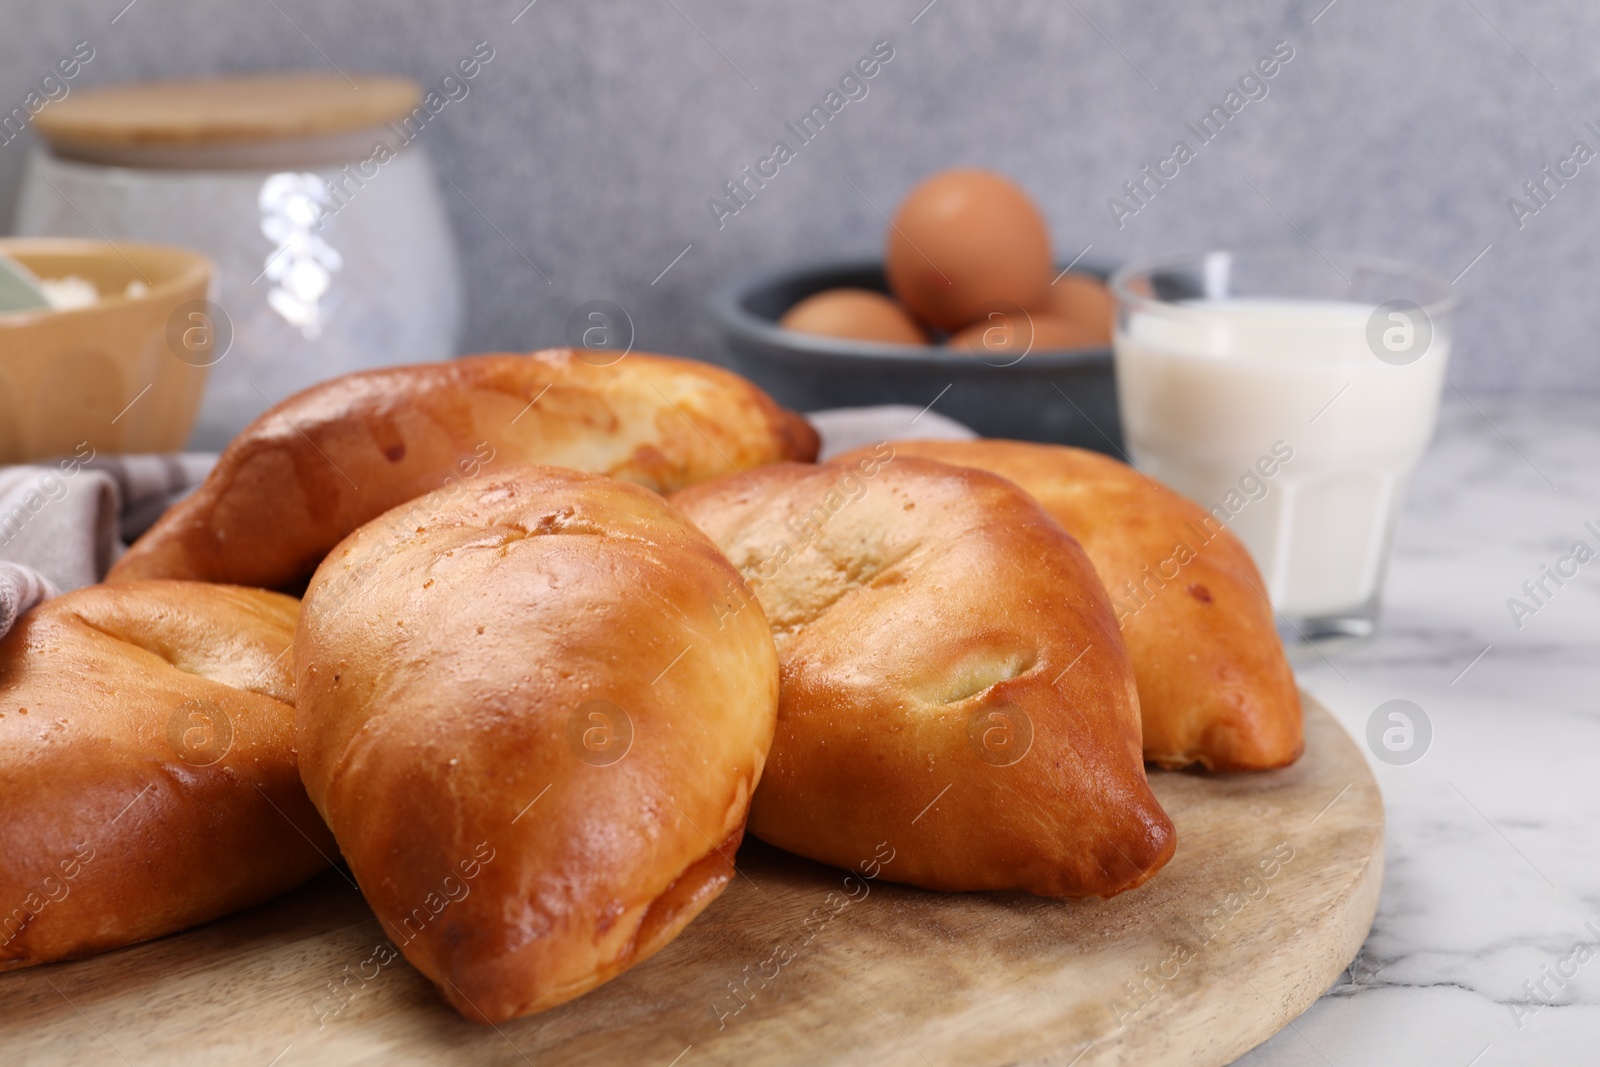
0,695,1381,1067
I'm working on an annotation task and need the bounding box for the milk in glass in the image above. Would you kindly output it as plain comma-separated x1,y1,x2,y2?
1116,298,1449,621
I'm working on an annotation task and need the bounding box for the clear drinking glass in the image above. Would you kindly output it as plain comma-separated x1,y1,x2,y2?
1109,249,1455,648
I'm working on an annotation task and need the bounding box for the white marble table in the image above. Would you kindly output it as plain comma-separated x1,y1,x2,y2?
1233,396,1600,1065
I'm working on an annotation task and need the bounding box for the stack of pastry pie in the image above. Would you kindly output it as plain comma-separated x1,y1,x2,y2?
0,349,1300,1023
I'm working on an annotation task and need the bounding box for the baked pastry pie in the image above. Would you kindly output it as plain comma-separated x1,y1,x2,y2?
294,465,780,1021
845,440,1302,771
0,581,332,970
671,453,1175,898
109,349,818,591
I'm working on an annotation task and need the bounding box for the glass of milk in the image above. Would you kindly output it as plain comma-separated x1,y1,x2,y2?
1109,249,1455,646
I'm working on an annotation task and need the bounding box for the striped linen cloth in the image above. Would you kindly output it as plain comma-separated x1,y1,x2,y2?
0,452,216,637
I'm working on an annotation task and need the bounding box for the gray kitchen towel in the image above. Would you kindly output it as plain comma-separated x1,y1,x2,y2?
0,562,58,638
0,451,217,608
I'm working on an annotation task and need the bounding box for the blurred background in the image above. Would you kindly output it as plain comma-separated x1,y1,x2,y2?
1,0,1593,394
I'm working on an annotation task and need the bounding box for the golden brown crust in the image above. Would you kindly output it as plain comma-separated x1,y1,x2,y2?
295,465,780,1023
108,350,819,591
0,581,334,971
670,454,1175,898
845,440,1302,771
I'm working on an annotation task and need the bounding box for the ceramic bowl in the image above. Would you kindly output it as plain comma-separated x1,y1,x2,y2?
710,260,1123,453
0,237,213,462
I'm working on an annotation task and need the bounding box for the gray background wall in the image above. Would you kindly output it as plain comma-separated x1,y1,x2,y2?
2,0,1595,393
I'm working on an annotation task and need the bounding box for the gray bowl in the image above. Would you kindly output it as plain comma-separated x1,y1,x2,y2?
710,261,1123,454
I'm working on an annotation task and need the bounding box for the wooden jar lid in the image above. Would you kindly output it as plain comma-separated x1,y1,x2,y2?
34,73,424,169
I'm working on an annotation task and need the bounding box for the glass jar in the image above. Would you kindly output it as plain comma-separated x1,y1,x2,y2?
14,74,462,449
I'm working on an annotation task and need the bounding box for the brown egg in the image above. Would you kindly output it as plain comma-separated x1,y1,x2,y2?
778,288,928,345
1040,272,1116,343
945,310,1100,357
886,169,1052,332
